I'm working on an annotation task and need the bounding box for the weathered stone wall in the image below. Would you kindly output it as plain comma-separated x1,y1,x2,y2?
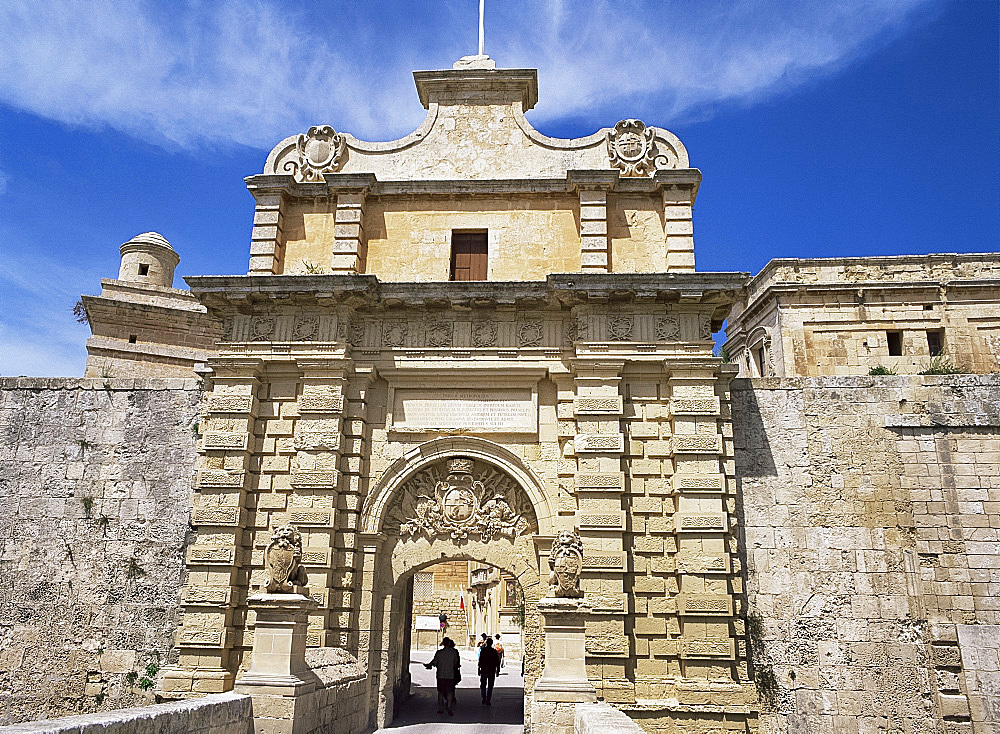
733,375,1000,733
0,378,202,725
0,692,251,734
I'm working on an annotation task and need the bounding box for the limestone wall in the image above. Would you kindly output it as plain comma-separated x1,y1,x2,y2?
0,692,251,734
733,375,1000,733
0,378,202,725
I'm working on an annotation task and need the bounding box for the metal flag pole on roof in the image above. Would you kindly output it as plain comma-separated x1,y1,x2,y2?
478,0,485,56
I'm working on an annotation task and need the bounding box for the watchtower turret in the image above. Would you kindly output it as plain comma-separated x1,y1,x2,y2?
118,231,179,288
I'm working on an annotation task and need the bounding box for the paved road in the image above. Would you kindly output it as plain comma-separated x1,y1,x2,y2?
377,648,524,733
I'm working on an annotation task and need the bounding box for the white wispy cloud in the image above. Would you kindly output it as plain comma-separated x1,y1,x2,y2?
0,0,938,150
0,246,102,377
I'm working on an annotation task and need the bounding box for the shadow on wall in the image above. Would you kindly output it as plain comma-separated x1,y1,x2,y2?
730,379,777,478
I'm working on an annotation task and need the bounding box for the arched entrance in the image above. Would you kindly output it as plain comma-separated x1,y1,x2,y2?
359,438,554,729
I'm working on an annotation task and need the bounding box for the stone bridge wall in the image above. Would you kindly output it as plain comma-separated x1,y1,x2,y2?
0,378,202,725
733,375,1000,734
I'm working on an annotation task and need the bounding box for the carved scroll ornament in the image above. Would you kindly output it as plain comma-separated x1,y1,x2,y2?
283,125,347,181
608,119,662,177
393,458,535,543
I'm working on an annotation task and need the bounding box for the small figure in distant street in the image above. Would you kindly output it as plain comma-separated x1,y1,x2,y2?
494,633,505,670
478,637,501,705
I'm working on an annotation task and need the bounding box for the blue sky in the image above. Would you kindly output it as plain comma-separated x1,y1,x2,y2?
1,0,997,376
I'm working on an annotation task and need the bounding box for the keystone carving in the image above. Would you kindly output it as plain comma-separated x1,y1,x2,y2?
548,529,584,598
608,119,659,177
263,525,308,593
393,458,535,543
284,125,347,181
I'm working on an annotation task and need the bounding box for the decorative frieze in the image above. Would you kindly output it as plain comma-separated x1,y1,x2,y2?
573,396,624,415
670,397,721,415
195,470,245,488
575,472,625,491
582,552,626,570
201,431,249,451
674,513,727,533
672,474,725,492
180,585,232,606
207,395,255,413
289,470,339,487
579,512,626,530
678,593,733,616
575,434,625,454
681,638,735,659
186,546,237,565
192,506,242,525
671,434,723,454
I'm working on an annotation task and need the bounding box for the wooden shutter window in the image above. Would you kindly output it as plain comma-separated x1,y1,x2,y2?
450,232,487,281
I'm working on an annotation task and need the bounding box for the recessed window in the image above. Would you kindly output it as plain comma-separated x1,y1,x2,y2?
138,263,150,276
450,231,487,281
923,304,933,311
754,345,767,377
887,331,903,356
927,330,944,356
128,335,137,344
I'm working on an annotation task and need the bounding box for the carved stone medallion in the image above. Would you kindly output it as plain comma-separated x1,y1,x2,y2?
517,320,543,347
392,458,536,543
607,315,634,341
284,125,347,182
426,320,453,347
608,119,657,177
656,315,680,341
251,317,275,341
472,321,498,347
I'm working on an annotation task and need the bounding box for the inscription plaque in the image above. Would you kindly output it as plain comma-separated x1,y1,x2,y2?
393,388,535,433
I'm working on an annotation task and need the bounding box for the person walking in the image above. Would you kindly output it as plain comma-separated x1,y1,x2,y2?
478,637,501,706
424,637,461,716
494,633,505,671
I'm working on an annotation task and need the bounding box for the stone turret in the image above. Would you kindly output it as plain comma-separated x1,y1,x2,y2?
118,231,180,288
82,233,220,378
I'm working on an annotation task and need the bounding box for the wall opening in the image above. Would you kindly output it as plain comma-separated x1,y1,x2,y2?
927,329,944,356
391,558,525,728
138,263,149,276
887,330,903,356
450,231,488,281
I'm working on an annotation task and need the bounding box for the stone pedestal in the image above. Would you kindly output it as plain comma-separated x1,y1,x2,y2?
235,593,320,734
532,597,597,734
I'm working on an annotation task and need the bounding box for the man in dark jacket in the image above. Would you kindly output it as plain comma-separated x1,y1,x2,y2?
478,637,501,705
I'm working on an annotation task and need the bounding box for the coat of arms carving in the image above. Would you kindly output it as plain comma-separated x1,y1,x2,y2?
608,119,658,177
284,125,347,182
548,529,584,598
395,458,534,543
263,525,308,593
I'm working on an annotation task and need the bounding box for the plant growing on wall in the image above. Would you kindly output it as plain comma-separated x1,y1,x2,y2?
869,365,897,375
918,354,964,375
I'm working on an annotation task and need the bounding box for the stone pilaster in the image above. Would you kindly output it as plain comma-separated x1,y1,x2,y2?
663,184,695,272
357,532,387,732
161,359,263,696
331,367,375,648
666,366,746,705
328,175,376,274
291,359,350,649
248,190,286,274
571,361,631,701
568,171,618,273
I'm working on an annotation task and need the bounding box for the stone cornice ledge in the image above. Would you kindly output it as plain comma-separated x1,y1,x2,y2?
244,171,702,198
186,272,748,322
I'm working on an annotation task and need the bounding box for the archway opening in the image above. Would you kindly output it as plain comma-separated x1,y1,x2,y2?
382,558,526,730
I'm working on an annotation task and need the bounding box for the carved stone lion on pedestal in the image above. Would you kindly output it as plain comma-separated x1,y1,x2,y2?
547,529,584,598
263,525,308,593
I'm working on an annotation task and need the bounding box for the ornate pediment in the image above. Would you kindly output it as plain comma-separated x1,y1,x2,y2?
387,457,537,543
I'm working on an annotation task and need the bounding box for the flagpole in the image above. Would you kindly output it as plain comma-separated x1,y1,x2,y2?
478,0,485,56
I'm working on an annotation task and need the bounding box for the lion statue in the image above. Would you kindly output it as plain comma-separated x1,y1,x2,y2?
547,529,584,598
263,525,308,593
